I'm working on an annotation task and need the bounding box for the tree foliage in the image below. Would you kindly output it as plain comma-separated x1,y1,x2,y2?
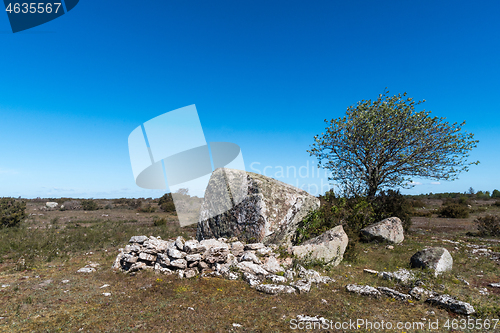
1,198,27,228
309,90,479,197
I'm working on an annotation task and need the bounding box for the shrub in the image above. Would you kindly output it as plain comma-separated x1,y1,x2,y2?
409,198,425,208
438,203,469,218
138,204,156,213
153,217,167,226
158,193,176,212
371,190,413,232
492,189,500,198
475,215,500,236
0,198,27,228
81,199,99,211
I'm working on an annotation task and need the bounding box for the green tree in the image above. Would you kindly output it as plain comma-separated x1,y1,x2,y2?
1,197,27,227
309,90,479,197
492,189,500,198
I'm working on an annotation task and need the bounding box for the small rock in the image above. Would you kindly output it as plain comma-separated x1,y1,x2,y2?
170,259,187,269
255,284,296,294
488,282,500,288
168,248,186,259
244,243,265,251
129,236,148,244
232,323,242,327
184,268,198,279
266,274,287,284
346,284,381,297
410,247,453,276
239,251,261,264
99,284,110,288
77,267,95,273
363,269,379,275
377,287,411,300
425,294,475,315
296,315,328,325
290,279,311,293
102,293,111,296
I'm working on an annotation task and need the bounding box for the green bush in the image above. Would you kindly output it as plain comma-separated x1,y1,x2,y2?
0,198,27,228
438,203,469,218
138,203,156,213
153,217,167,226
81,199,99,211
158,193,176,212
475,215,500,236
492,189,500,198
371,190,413,232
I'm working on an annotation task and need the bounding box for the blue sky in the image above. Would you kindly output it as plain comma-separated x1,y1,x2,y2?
0,0,499,199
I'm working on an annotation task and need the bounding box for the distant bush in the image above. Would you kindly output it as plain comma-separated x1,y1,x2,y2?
138,203,156,213
438,204,469,218
475,215,500,236
81,199,99,211
0,198,27,228
492,189,500,198
153,217,167,226
409,198,425,208
158,193,176,212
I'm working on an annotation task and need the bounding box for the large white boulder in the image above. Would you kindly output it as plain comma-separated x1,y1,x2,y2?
410,247,453,276
360,217,404,244
292,225,348,266
197,168,319,247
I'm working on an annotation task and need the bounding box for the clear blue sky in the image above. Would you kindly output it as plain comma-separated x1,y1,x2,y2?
1,0,499,199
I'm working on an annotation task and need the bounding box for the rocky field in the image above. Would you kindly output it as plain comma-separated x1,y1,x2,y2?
1,198,500,332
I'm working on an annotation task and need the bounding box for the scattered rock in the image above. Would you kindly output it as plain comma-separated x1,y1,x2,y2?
377,287,411,300
410,247,453,276
239,251,261,264
290,279,311,293
245,243,265,251
296,315,328,325
378,268,415,284
360,217,404,244
346,284,381,297
363,269,378,275
129,236,148,244
425,294,475,315
45,202,58,209
102,293,111,297
409,287,438,300
77,267,95,273
488,282,500,288
255,284,296,295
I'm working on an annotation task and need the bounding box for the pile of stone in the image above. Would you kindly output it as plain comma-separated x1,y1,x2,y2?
112,235,334,294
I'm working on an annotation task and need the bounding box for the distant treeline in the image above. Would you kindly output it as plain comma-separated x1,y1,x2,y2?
408,189,500,200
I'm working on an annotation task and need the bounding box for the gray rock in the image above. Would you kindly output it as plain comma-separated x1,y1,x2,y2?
184,240,206,254
186,253,202,262
262,256,284,274
230,241,245,256
123,253,138,264
239,251,261,264
128,262,147,273
237,261,270,276
255,284,296,295
154,263,173,275
46,202,58,209
292,225,348,266
377,287,411,300
184,268,198,278
175,236,185,251
129,236,149,244
168,247,186,259
378,269,415,284
77,267,96,273
346,284,381,297
256,247,273,256
425,294,475,315
290,279,311,293
143,237,169,253
243,272,262,287
156,253,170,266
199,239,229,250
170,259,187,269
284,269,296,281
409,287,438,300
112,251,125,270
138,252,156,262
266,274,287,284
360,217,404,244
296,315,328,325
488,282,500,288
196,168,320,247
410,247,453,276
297,266,331,284
203,247,230,264
245,243,265,250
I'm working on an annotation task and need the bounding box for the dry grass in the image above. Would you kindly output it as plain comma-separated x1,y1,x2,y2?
1,199,500,332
